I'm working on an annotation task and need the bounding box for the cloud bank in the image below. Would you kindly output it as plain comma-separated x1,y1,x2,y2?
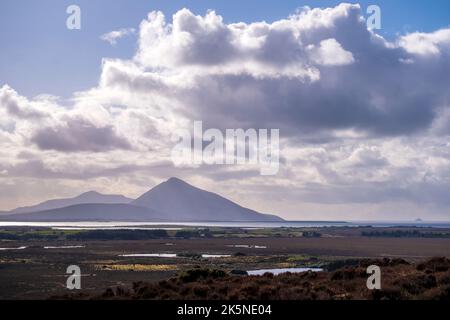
1,3,450,220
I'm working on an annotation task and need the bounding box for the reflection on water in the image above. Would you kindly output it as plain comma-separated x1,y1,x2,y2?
202,254,231,258
119,253,178,258
227,244,267,249
0,246,27,251
118,253,232,258
44,245,85,249
247,267,323,276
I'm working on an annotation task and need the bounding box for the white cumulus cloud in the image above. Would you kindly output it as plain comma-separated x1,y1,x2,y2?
101,28,136,45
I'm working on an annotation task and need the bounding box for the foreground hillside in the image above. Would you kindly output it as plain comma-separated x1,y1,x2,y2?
62,258,450,300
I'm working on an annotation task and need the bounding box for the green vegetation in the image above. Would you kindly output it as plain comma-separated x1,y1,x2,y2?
301,231,322,238
176,252,203,259
200,227,322,238
66,229,169,240
0,228,171,241
174,229,213,239
0,226,324,242
0,228,69,241
179,269,227,283
362,230,450,238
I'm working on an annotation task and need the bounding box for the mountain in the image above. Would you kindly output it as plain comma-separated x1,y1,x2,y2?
132,177,284,222
10,191,133,214
1,204,162,222
1,178,284,222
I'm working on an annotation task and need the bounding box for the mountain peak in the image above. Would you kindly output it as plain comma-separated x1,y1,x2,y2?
161,177,194,190
79,190,101,197
165,177,188,185
132,178,284,222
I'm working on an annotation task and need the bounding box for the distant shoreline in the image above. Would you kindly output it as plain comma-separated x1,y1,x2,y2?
1,220,450,229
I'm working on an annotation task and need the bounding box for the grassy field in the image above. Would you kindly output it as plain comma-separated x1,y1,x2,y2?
1,225,450,299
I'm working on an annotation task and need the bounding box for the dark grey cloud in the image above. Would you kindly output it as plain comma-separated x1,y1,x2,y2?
31,118,132,152
0,159,174,180
132,4,450,140
177,37,447,140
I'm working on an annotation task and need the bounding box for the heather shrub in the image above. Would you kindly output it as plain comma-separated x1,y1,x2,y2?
180,269,227,282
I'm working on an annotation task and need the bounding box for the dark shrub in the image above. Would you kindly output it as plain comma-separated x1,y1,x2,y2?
102,288,115,298
177,252,202,259
67,229,168,240
417,257,450,272
372,288,404,300
180,269,227,283
400,275,437,295
325,259,360,271
331,268,357,281
433,286,450,300
302,231,321,238
230,269,248,276
192,285,209,298
389,258,410,266
241,283,259,297
174,229,212,239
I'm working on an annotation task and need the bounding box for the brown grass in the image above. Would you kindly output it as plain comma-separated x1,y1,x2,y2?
73,257,450,300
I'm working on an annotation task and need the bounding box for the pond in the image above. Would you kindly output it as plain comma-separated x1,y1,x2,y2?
247,267,323,276
119,253,232,258
44,245,85,249
119,253,178,258
0,246,27,251
226,244,267,249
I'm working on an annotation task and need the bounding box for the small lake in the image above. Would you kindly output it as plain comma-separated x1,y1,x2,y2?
0,246,27,251
119,253,178,258
227,245,267,249
119,253,232,258
44,245,85,249
202,254,231,258
247,267,323,276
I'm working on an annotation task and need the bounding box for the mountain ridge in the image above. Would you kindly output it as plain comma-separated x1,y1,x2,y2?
3,203,162,222
2,178,284,222
9,191,133,214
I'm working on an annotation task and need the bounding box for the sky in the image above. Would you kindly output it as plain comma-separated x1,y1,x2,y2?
0,1,450,220
1,0,450,98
